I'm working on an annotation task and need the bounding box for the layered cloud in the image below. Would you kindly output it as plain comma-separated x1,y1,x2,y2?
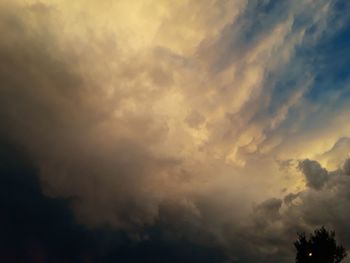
230,156,350,262
1,0,350,262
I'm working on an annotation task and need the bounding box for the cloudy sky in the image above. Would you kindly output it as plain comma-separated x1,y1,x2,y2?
1,0,350,262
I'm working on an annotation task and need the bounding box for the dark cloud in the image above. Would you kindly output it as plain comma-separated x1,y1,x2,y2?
0,141,227,262
283,192,300,205
0,3,227,262
0,141,93,262
0,2,225,254
231,157,350,262
298,159,330,189
255,198,282,221
1,1,350,262
0,1,184,229
343,159,350,175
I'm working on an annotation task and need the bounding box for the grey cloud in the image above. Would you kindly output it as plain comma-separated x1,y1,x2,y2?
1,1,350,263
298,159,330,189
255,198,282,221
0,2,186,230
232,157,350,262
283,192,300,205
343,159,350,175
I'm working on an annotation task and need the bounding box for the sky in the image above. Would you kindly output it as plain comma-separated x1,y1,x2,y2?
0,0,350,262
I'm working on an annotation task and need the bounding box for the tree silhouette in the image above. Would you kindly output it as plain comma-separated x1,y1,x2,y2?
294,226,347,263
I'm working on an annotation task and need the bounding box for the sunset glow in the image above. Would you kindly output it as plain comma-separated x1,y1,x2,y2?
1,1,350,262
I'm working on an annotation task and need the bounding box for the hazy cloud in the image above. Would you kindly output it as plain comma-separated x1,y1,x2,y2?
1,0,350,262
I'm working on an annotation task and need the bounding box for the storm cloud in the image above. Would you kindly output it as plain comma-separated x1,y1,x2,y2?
230,156,350,262
1,0,350,262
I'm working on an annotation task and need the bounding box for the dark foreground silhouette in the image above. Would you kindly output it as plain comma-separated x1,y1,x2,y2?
294,227,347,263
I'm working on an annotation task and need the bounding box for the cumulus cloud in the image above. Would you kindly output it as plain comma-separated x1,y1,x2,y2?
227,157,350,262
298,159,330,189
1,0,350,262
1,0,212,228
317,137,350,169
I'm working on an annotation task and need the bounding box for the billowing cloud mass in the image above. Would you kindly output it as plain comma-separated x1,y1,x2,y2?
1,0,350,262
234,157,350,262
298,159,330,189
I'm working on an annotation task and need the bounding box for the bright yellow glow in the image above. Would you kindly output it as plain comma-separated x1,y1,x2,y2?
3,0,349,228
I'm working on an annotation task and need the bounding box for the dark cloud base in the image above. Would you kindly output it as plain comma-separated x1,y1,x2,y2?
0,141,226,263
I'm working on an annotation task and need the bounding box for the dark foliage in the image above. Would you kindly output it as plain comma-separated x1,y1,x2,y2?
294,226,347,263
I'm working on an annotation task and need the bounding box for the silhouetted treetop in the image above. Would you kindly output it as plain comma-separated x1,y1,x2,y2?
294,226,347,263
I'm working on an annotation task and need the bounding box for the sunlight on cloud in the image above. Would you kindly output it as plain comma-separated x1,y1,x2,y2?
1,1,350,261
